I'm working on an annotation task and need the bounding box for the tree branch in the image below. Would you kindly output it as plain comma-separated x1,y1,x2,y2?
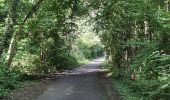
22,0,45,24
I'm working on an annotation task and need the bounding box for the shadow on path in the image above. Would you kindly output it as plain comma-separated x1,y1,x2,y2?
36,58,108,100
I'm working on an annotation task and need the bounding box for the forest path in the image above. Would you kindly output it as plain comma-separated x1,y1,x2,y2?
36,58,108,100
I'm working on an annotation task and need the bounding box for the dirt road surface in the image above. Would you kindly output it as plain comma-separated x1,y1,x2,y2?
36,58,108,100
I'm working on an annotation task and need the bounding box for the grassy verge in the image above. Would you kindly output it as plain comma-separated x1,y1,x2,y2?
0,80,37,98
100,62,170,100
100,62,142,100
112,79,142,100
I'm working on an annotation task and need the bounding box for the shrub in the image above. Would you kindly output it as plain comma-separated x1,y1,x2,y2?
0,61,19,96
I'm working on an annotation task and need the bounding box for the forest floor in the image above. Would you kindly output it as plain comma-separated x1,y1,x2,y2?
7,58,121,100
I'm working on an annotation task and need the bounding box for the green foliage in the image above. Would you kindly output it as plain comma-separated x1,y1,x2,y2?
101,62,113,70
0,58,21,96
0,0,103,96
94,0,170,99
1,0,170,99
112,79,142,100
47,54,78,70
128,47,170,99
112,78,170,100
0,67,16,96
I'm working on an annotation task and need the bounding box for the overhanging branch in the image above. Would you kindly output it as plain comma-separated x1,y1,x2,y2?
22,0,45,24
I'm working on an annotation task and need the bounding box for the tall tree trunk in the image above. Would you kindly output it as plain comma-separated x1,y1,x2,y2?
0,18,13,56
6,31,18,66
158,0,161,19
144,20,149,36
5,0,45,66
0,0,20,57
166,0,169,12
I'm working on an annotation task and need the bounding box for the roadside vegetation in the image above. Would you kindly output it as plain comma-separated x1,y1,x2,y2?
0,0,103,97
97,0,170,100
0,0,170,100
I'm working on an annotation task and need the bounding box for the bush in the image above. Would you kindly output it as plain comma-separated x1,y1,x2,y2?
0,62,19,96
54,54,78,70
130,80,161,96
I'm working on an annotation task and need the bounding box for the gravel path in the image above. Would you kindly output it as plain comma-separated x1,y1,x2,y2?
36,58,108,100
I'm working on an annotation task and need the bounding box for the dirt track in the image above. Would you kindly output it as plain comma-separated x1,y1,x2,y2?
36,58,108,100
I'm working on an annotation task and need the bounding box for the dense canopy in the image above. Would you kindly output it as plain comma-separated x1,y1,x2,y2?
0,0,170,99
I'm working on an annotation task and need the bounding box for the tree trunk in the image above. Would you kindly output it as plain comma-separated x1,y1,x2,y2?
5,0,45,67
6,31,18,66
0,20,13,56
144,20,149,36
0,0,20,57
166,0,169,12
158,1,161,18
